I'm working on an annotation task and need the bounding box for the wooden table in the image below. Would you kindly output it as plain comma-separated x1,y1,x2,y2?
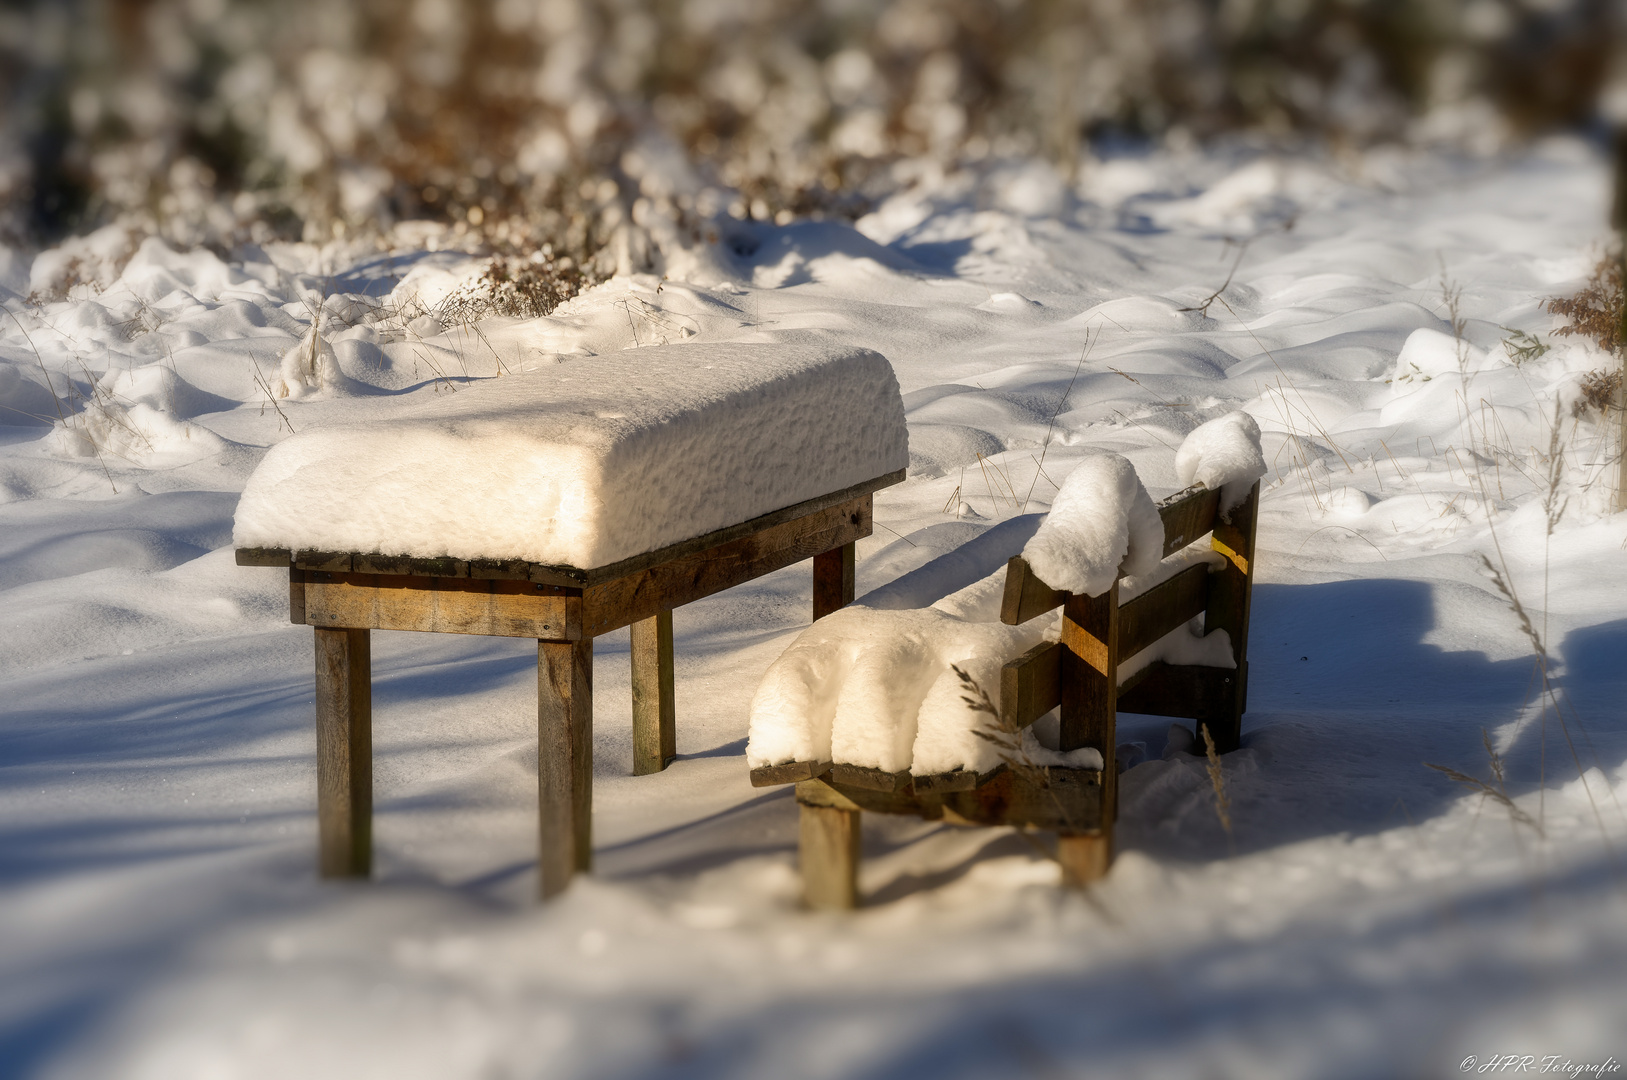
237,469,904,898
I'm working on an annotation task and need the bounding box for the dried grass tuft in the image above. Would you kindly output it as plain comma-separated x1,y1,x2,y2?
1547,253,1623,355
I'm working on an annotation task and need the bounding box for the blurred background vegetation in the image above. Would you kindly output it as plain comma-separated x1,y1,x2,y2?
0,0,1619,263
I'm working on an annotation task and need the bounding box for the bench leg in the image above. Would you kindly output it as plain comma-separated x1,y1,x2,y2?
315,627,371,878
1060,582,1119,880
800,803,860,910
1057,832,1112,887
538,638,593,900
812,542,855,621
1204,481,1258,754
630,610,676,775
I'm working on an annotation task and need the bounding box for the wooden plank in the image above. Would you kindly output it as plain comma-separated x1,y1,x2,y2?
1061,582,1118,838
1156,484,1221,557
295,550,352,573
289,567,306,625
910,763,1006,796
1057,832,1111,886
353,553,467,577
314,627,371,878
538,638,592,899
938,766,1104,832
796,768,1104,832
799,803,861,910
578,495,873,639
1000,640,1062,730
630,610,676,775
812,541,856,621
1116,662,1240,724
236,547,291,567
1000,556,1068,625
300,571,580,639
1202,480,1258,753
828,763,912,792
1118,562,1209,661
750,759,832,788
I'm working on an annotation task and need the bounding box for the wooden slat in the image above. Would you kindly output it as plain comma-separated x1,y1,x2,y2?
828,763,912,792
630,610,676,775
1118,562,1210,661
812,542,856,621
795,768,1104,833
315,627,371,878
1000,556,1067,625
1156,484,1221,557
799,803,861,910
578,494,873,639
353,553,467,577
289,567,307,625
1116,662,1240,723
939,767,1105,832
299,572,580,638
295,550,352,573
910,763,1006,795
538,638,592,899
236,547,291,567
1000,640,1062,730
750,759,832,788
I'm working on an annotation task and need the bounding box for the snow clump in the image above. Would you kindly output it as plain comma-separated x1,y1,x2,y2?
1020,453,1163,596
1174,410,1266,513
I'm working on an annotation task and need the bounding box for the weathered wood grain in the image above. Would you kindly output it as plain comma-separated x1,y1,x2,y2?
1000,556,1068,625
1000,640,1062,730
236,547,291,567
299,571,580,639
1118,562,1210,661
577,495,872,639
799,803,861,910
1156,484,1221,557
1116,662,1240,724
1201,480,1258,753
750,759,833,788
828,763,912,792
1061,581,1118,848
812,541,856,621
630,610,676,775
538,638,592,899
315,627,371,878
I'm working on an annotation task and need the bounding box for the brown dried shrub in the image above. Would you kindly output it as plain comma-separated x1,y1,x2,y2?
1547,253,1623,355
1572,367,1622,420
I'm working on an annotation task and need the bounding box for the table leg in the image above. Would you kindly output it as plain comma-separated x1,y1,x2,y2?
538,638,592,899
812,542,855,621
630,610,676,775
314,627,371,878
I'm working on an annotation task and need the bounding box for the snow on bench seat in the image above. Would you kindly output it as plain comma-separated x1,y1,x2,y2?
233,341,908,570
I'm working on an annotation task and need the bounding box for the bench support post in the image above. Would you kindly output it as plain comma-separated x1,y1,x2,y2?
1204,482,1258,754
630,610,676,775
812,542,855,621
800,803,860,909
314,627,371,878
538,638,593,899
1059,580,1118,884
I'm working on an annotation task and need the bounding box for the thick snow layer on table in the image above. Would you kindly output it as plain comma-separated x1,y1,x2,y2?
1020,453,1163,596
9,147,1627,1079
1174,410,1266,513
232,341,907,568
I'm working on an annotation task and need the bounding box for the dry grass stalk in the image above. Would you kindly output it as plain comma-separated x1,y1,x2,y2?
1424,729,1544,838
1200,724,1234,844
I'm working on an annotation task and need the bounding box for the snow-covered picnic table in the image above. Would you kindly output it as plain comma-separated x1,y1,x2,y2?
235,340,907,897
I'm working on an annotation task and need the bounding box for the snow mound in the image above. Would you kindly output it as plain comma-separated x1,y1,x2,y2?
232,341,907,568
1174,411,1266,513
1020,454,1163,597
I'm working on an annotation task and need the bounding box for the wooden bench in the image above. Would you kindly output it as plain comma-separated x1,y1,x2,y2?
237,468,903,898
749,478,1258,909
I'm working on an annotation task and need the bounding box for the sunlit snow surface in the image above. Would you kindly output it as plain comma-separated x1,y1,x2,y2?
4,143,1627,1078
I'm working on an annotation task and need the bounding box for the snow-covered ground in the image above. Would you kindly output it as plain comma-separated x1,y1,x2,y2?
3,142,1626,1079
